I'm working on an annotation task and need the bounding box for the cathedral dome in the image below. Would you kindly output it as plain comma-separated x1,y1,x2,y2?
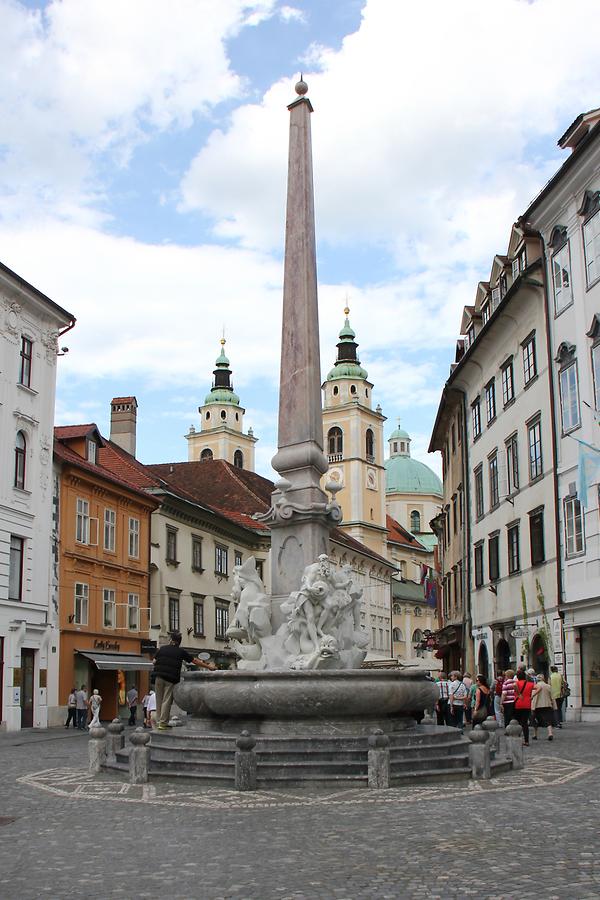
385,419,442,496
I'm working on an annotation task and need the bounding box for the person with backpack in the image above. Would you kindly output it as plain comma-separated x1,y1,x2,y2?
448,671,468,731
514,669,534,745
472,674,492,725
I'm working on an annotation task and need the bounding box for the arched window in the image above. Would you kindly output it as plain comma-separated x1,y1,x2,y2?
350,384,357,395
410,510,421,532
14,431,26,489
333,385,339,396
412,629,424,643
233,449,243,469
392,603,402,615
205,411,210,420
220,410,226,420
328,427,343,457
392,628,404,643
200,448,213,461
365,428,374,459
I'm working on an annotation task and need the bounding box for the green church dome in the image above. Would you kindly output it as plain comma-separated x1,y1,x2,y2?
203,339,240,406
204,387,240,405
385,455,442,496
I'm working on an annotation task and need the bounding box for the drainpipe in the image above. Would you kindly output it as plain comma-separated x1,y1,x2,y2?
457,387,475,675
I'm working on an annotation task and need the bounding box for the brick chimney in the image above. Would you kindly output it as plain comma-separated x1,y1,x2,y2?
110,396,138,457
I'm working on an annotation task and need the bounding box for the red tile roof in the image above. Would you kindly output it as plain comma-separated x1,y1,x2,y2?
386,514,428,551
54,424,100,441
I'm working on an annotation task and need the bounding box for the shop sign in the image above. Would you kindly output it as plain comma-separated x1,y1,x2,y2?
511,627,529,639
141,639,157,654
93,639,120,651
552,618,563,652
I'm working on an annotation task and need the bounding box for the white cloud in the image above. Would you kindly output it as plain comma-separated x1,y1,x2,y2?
279,5,306,23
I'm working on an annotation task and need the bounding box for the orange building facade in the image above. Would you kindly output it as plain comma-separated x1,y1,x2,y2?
54,426,157,721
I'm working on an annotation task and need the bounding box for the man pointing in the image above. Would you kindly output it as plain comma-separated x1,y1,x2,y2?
153,632,216,730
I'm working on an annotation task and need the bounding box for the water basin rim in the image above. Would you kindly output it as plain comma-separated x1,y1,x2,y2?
182,669,433,682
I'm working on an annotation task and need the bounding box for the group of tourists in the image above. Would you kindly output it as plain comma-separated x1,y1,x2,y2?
435,664,569,745
64,685,102,730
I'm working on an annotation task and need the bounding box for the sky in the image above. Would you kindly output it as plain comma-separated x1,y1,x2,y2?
2,0,600,480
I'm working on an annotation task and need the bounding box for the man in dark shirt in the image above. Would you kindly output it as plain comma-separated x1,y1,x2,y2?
153,633,216,730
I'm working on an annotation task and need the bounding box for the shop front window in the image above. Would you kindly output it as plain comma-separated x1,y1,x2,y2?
581,625,600,706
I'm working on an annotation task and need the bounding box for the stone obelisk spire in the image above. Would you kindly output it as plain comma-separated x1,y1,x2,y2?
264,77,341,596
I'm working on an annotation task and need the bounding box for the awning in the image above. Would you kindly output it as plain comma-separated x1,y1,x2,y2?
77,650,154,672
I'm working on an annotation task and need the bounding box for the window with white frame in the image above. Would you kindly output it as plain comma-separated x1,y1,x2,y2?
128,593,139,630
193,597,205,635
474,466,484,519
583,208,600,287
472,397,481,440
215,601,229,638
234,550,243,567
491,286,501,311
87,440,97,464
128,517,140,558
506,434,519,495
501,359,514,406
488,533,500,582
74,582,89,625
489,453,499,509
104,508,116,552
166,526,178,564
103,588,116,628
9,536,24,601
215,544,228,576
482,301,490,324
19,336,33,387
191,535,203,571
474,543,484,588
507,523,520,575
564,496,585,557
168,594,180,633
485,379,496,424
76,498,90,544
552,244,572,314
528,418,543,480
522,333,537,384
14,431,26,490
559,362,581,433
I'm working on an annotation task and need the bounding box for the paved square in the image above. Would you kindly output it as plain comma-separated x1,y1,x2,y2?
0,722,598,899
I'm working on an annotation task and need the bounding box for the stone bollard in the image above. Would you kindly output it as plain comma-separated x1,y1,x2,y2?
504,720,524,770
235,730,257,791
482,716,500,756
367,728,390,789
468,725,491,779
88,726,107,774
106,718,125,762
129,727,151,784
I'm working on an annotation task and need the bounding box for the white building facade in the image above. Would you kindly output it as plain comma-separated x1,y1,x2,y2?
0,263,75,730
526,108,600,719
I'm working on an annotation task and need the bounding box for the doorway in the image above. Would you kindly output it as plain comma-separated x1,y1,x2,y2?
20,649,35,728
495,638,510,674
530,633,549,678
477,642,490,682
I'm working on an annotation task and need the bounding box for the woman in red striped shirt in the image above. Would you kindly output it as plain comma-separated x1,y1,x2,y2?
501,669,516,728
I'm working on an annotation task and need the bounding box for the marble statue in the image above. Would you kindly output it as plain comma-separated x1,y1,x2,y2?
228,554,369,671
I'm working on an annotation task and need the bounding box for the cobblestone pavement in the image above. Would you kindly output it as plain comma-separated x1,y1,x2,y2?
0,721,599,900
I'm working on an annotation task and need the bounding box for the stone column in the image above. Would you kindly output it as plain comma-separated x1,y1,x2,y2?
468,726,491,780
259,79,341,596
88,726,107,774
504,720,524,770
106,718,125,762
482,716,500,756
235,731,257,791
129,727,151,784
367,728,390,789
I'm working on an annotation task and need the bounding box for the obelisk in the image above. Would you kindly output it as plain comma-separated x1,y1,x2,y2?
266,78,341,596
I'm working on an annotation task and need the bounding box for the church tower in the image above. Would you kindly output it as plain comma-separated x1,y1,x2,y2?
321,308,387,557
186,339,257,470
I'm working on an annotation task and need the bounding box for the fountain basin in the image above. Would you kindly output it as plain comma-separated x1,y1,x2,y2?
174,668,437,731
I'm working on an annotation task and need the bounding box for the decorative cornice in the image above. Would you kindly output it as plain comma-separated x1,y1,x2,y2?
577,189,600,219
554,341,577,365
548,224,568,250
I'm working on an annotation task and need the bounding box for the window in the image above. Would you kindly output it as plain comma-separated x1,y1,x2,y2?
19,336,32,387
14,431,26,489
506,434,519,494
500,272,508,297
103,588,116,628
255,559,264,581
507,523,520,574
529,508,545,565
481,301,490,325
9,536,24,601
583,208,600,287
452,495,457,534
128,517,140,558
87,440,97,464
552,244,572,313
128,593,139,630
233,449,244,469
501,360,514,406
392,628,403,642
488,534,500,583
410,510,421,533
328,427,343,458
592,343,600,411
466,324,475,348
104,508,116,552
200,448,213,461
485,379,496,424
474,543,484,588
564,497,585,557
559,363,581,432
474,466,484,519
235,550,243,567
166,526,178,564
472,398,481,440
74,582,89,625
215,601,229,639
193,598,205,636
215,544,228,576
451,424,456,453
191,536,203,572
491,286,501,311
76,498,90,544
168,595,180,633
365,429,374,461
522,333,537,385
528,418,543,481
489,453,499,509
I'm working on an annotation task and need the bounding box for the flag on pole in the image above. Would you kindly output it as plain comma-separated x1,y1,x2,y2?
574,437,600,507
